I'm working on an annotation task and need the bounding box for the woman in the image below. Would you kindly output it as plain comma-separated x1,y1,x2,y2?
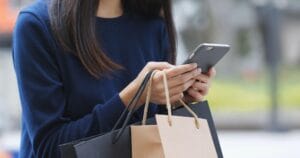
13,0,216,157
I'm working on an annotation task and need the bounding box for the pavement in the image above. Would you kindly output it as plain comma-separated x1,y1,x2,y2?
1,130,300,157
219,130,300,158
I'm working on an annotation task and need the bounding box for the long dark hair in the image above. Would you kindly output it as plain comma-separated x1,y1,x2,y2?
49,0,176,78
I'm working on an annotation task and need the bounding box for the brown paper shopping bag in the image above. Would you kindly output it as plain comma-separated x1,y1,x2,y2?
156,114,217,158
131,125,164,158
131,71,164,158
131,70,217,158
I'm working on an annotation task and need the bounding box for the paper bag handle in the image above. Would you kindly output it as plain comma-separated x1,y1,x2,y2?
142,70,200,129
111,70,154,144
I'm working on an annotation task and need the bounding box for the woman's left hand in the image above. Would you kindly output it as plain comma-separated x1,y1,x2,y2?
184,67,216,103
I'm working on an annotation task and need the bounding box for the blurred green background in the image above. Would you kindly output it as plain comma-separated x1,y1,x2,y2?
208,67,300,112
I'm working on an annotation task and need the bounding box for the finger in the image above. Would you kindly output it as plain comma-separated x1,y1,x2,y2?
156,92,183,105
187,88,204,102
168,79,195,96
192,82,209,96
165,63,198,78
194,74,210,83
207,67,216,78
168,68,200,88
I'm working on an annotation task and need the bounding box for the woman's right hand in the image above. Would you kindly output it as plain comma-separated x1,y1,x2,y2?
119,62,201,108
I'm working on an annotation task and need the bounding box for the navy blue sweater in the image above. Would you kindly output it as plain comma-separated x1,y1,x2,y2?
13,0,169,157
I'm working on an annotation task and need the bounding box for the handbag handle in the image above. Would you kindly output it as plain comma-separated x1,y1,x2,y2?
142,70,200,129
111,70,155,144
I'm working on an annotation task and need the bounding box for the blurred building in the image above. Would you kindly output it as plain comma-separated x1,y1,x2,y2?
174,0,300,74
0,0,32,46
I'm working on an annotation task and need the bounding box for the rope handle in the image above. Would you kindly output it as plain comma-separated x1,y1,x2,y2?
142,70,200,129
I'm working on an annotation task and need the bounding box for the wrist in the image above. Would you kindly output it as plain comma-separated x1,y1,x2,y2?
119,80,139,108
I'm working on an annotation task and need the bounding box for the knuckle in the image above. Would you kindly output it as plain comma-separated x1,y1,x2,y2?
147,61,153,65
146,62,154,68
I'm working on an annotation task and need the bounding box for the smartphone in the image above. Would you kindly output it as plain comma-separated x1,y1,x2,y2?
183,43,230,74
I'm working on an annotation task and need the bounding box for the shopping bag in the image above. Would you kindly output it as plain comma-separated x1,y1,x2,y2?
131,71,217,158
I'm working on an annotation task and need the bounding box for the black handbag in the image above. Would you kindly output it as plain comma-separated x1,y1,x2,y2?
60,71,223,158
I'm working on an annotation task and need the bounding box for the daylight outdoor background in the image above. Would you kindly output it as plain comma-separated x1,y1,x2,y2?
0,0,299,157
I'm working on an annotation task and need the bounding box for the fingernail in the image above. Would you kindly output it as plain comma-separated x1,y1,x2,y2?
192,63,198,67
198,68,202,72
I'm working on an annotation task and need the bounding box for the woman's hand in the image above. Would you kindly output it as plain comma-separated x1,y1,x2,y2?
183,68,216,103
119,62,172,108
149,63,201,105
119,62,200,108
